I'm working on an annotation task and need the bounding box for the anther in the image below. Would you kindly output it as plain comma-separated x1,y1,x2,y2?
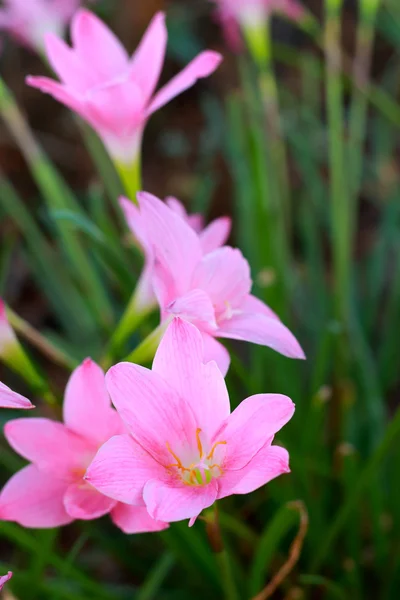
207,440,227,460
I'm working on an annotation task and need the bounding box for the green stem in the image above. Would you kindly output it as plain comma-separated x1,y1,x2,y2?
205,504,239,600
122,320,169,365
116,156,142,203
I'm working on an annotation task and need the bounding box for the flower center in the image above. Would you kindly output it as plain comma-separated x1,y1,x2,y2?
166,428,226,487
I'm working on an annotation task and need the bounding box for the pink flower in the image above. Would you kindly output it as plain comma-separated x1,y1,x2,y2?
133,192,305,375
0,382,34,410
0,571,12,591
86,318,294,525
0,0,82,52
27,10,222,164
0,358,167,533
120,195,231,313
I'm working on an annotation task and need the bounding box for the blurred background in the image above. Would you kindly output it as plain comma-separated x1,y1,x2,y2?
0,0,400,598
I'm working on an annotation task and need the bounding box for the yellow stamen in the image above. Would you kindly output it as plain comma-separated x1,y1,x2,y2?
207,440,227,460
196,428,203,458
166,442,188,471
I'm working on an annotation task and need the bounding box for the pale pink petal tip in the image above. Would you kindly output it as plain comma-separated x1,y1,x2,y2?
0,571,12,591
0,382,34,410
194,51,223,77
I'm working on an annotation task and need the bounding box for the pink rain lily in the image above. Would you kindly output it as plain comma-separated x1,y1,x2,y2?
0,0,83,53
0,358,167,533
0,382,33,410
120,195,231,313
27,10,222,165
133,192,305,375
86,318,294,525
0,571,12,591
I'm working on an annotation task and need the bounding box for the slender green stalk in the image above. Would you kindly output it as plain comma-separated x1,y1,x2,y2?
205,504,239,600
121,320,170,366
116,156,142,203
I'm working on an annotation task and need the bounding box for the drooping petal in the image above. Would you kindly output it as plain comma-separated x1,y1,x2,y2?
111,504,169,534
153,319,230,438
4,418,93,481
138,192,202,302
218,444,290,498
241,294,280,320
166,289,217,330
147,51,222,115
0,465,72,528
0,571,12,591
202,334,230,376
44,33,95,91
63,358,123,446
64,481,117,520
85,434,163,505
143,478,218,523
71,9,129,81
199,217,231,254
130,12,167,103
218,394,294,470
106,363,197,464
217,312,305,359
0,382,33,410
192,247,251,312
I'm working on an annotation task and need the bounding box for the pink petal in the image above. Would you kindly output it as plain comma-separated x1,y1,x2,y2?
26,76,83,116
192,247,251,311
0,572,12,591
4,418,93,481
0,465,72,528
106,363,197,464
147,50,222,115
241,294,280,320
120,196,151,253
63,358,123,446
165,197,204,232
199,217,231,254
0,382,33,409
153,319,230,438
166,289,217,330
44,33,95,91
219,394,295,470
64,481,117,520
85,434,163,505
71,9,129,80
218,444,290,499
143,478,218,523
138,192,202,303
217,312,305,359
111,504,169,534
202,333,230,376
130,12,167,103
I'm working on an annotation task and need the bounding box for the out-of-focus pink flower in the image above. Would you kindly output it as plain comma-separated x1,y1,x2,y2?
0,0,83,53
0,382,34,410
120,195,231,313
27,10,222,164
133,192,304,375
0,299,17,358
86,318,294,525
0,571,12,591
0,358,167,533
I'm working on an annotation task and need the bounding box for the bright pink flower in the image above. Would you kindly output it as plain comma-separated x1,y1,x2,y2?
27,10,222,164
132,192,304,374
86,318,293,525
120,195,231,313
0,382,33,410
0,0,82,52
0,571,12,591
0,358,167,533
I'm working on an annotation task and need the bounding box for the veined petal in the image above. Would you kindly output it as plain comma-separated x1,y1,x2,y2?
147,51,222,115
130,12,167,103
0,465,72,528
111,504,169,534
153,319,230,438
63,358,123,446
217,312,305,359
218,444,290,498
166,289,217,330
199,217,231,254
106,363,197,464
85,434,163,505
202,334,230,376
71,9,129,80
64,481,117,520
4,418,94,481
0,382,33,410
143,478,218,523
218,394,294,470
